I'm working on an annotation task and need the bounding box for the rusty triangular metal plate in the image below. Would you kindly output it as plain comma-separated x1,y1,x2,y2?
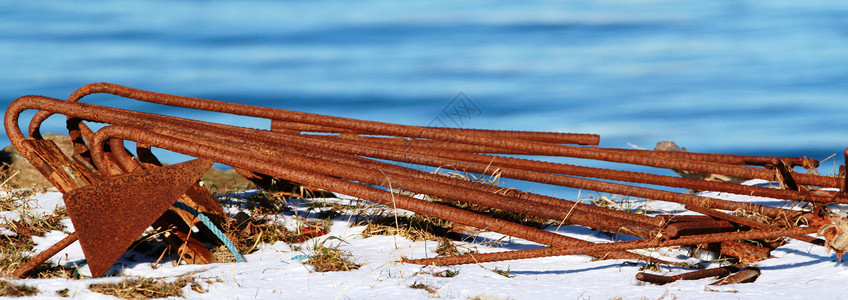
64,158,213,277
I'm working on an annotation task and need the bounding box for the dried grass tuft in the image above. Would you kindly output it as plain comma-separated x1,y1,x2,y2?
89,276,203,299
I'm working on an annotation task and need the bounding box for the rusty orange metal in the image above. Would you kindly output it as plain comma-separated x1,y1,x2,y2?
5,83,846,278
63,159,212,277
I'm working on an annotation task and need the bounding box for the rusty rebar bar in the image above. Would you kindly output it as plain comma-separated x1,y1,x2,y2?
313,134,844,204
636,266,736,285
24,85,833,202
134,115,666,230
86,124,666,263
662,221,738,239
35,83,839,188
269,119,601,145
403,226,817,266
54,82,819,174
17,95,668,230
710,267,761,285
9,95,818,225
6,86,848,272
92,122,662,240
683,204,825,246
11,233,78,278
720,241,773,263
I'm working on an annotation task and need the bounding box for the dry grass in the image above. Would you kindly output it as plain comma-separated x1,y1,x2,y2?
305,240,361,272
358,214,453,242
89,276,203,299
415,268,460,278
491,266,514,278
0,189,73,279
432,196,550,229
217,212,329,260
0,280,38,297
0,235,34,277
355,211,467,256
243,191,291,216
409,281,437,294
425,170,551,229
0,190,35,212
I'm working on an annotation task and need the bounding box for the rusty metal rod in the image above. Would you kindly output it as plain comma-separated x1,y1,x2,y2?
8,96,814,222
312,135,844,204
135,117,665,230
104,123,661,239
11,233,78,278
636,266,736,285
23,97,666,229
87,125,666,263
12,96,810,221
603,148,816,168
720,241,773,263
684,204,825,246
403,226,817,266
54,82,823,173
710,267,761,285
301,134,560,156
662,221,738,239
269,119,601,145
6,89,836,272
37,83,839,188
32,83,599,148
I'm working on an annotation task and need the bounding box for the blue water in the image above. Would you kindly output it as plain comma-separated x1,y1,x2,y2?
1,1,847,189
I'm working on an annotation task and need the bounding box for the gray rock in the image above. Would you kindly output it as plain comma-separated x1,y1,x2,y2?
0,133,255,192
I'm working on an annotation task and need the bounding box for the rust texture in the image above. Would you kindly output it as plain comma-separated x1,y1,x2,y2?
402,227,818,266
710,267,762,285
5,83,846,279
62,159,213,277
636,266,736,285
662,220,738,239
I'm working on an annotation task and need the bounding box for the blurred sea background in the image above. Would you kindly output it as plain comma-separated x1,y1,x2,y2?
1,1,846,196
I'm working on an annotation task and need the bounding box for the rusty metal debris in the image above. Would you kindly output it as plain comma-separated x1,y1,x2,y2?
4,83,847,282
636,266,736,285
64,158,213,277
710,267,762,286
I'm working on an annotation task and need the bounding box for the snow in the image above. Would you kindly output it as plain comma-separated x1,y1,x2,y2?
2,185,847,299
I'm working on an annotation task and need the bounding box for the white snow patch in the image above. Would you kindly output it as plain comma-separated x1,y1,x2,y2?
4,187,847,299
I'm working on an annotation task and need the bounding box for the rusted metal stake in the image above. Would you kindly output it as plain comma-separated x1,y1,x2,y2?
11,233,78,278
403,227,817,266
39,82,840,188
636,266,737,285
87,125,661,263
710,267,761,285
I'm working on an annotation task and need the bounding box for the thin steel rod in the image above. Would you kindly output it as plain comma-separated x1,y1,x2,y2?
684,204,824,245
8,96,817,222
31,83,838,188
131,117,664,229
87,125,662,263
403,226,817,266
18,96,667,228
11,233,78,278
310,135,843,204
102,123,661,239
269,119,601,145
636,266,735,285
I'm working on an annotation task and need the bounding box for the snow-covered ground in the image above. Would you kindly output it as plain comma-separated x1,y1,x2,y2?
2,182,846,300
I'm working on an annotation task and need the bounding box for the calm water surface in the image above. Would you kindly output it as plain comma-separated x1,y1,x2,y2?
1,1,846,196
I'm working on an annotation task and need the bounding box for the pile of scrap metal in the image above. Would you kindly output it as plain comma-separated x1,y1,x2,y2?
5,83,847,284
